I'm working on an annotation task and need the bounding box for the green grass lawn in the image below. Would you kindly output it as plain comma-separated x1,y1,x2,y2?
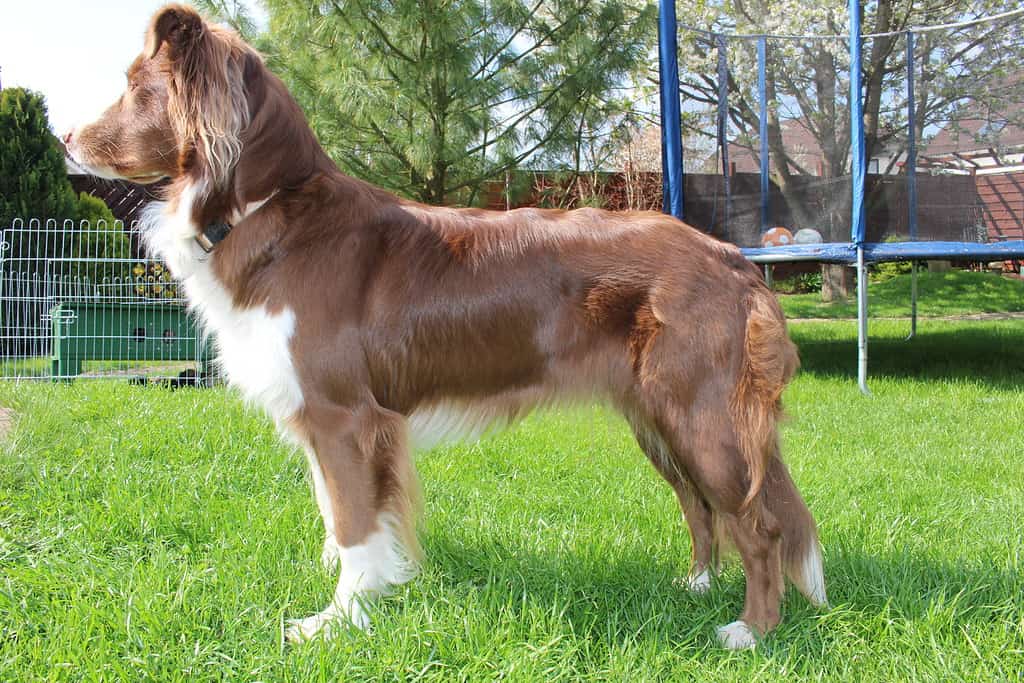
779,270,1024,319
1,356,201,381
0,356,57,380
2,319,1023,680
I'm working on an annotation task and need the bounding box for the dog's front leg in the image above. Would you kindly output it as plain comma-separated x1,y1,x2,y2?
300,446,344,571
286,402,421,642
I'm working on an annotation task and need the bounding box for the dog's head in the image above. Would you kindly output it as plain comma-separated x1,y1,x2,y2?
65,5,252,189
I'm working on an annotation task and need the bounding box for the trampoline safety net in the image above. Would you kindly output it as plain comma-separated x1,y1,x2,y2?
668,6,1024,252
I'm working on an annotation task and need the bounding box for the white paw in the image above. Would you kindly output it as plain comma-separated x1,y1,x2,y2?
716,620,757,650
285,611,336,643
321,535,342,571
285,603,370,643
673,568,711,594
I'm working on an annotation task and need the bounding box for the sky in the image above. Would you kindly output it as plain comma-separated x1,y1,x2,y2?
0,1,263,136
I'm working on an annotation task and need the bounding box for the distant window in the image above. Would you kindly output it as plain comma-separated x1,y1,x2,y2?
979,118,1008,139
867,158,880,174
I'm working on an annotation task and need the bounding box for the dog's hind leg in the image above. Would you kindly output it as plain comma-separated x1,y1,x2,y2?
647,396,785,650
673,483,716,594
286,402,422,642
628,416,716,593
716,498,785,649
647,285,816,648
762,448,827,607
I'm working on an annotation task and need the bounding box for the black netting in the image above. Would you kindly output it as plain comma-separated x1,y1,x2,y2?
909,17,1024,244
675,29,730,237
672,13,1023,250
716,35,765,247
678,33,855,247
862,31,914,243
764,35,853,246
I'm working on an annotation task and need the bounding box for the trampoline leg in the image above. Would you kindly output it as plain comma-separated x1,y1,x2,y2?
857,246,871,395
905,261,918,341
764,264,773,288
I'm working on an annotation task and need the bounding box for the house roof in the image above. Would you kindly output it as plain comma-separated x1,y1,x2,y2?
727,119,829,175
918,88,1024,173
57,140,164,224
925,116,1024,155
68,173,164,225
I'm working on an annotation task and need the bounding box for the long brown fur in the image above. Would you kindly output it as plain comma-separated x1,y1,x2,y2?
731,290,801,510
66,3,826,646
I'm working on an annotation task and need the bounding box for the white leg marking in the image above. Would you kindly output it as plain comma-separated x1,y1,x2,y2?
716,620,758,650
286,513,419,643
303,447,340,570
674,568,711,594
321,534,342,571
802,542,829,607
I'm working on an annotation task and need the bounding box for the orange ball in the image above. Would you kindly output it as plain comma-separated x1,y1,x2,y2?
761,227,794,247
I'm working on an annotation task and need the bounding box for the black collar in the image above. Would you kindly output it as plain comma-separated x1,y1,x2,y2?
195,221,233,253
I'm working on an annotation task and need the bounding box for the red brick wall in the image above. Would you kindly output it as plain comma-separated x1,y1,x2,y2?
977,172,1024,241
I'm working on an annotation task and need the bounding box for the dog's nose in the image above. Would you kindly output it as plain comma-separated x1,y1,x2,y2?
63,127,75,146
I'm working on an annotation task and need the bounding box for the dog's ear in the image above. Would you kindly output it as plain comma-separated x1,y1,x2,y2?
146,5,250,189
147,5,205,59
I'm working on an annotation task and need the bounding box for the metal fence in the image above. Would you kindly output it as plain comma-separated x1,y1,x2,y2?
0,219,212,383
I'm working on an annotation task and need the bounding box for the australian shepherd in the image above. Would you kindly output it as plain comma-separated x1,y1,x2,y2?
64,4,826,649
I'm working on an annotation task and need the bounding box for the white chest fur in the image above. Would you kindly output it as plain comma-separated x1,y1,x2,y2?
142,184,304,424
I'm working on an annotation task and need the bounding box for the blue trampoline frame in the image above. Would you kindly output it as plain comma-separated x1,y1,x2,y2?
657,0,1024,393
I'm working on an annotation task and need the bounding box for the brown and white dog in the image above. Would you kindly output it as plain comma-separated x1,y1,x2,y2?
65,5,826,649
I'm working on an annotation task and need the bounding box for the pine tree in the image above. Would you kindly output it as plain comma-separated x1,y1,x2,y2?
201,0,655,205
0,87,120,279
0,87,79,226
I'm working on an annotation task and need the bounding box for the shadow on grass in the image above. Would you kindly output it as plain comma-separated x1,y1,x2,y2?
418,533,743,652
791,322,1024,389
411,532,1020,659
